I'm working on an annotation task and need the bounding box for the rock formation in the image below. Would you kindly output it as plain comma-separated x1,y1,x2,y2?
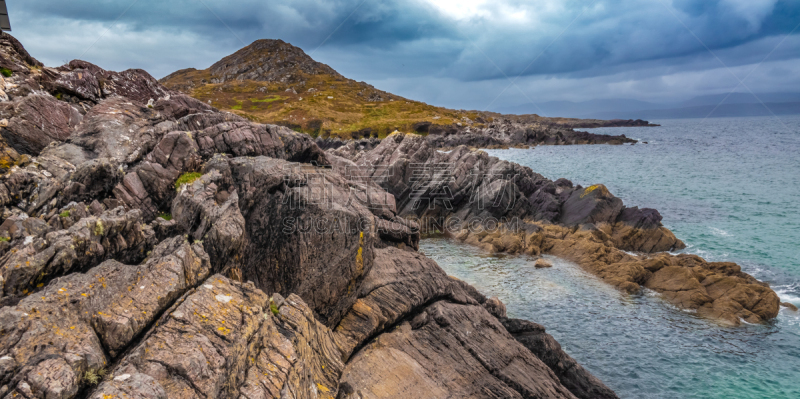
331,132,780,326
0,33,618,399
160,38,648,144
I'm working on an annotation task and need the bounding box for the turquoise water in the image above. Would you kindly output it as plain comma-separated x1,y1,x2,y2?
421,116,800,398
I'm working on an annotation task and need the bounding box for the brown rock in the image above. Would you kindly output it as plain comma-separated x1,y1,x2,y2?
91,276,343,399
0,94,83,155
503,318,619,399
0,207,157,300
339,301,577,399
536,258,554,268
0,237,209,398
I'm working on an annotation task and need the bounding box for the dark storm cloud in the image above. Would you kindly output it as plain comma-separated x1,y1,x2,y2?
7,0,800,108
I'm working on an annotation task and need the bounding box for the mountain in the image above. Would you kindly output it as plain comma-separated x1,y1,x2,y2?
161,40,653,140
160,39,468,139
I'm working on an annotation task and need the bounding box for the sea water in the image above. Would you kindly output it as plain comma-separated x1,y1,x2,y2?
420,116,800,399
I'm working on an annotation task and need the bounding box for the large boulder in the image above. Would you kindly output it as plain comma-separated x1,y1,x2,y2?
69,97,173,165
611,206,685,252
171,169,246,272
0,95,83,155
333,246,478,359
48,60,172,106
559,184,623,226
205,156,386,327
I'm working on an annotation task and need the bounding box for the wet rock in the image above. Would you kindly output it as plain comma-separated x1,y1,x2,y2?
781,302,798,311
535,258,554,268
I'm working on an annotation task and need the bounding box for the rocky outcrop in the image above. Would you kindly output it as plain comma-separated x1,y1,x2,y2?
91,277,343,399
314,121,637,152
0,208,157,303
336,132,779,326
0,33,647,399
47,59,172,106
0,94,83,155
502,318,618,399
202,39,343,84
339,300,578,399
0,237,210,398
425,120,637,149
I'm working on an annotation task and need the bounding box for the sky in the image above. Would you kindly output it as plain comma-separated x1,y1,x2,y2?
8,0,800,113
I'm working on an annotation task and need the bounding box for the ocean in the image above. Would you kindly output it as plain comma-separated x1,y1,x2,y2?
420,116,800,399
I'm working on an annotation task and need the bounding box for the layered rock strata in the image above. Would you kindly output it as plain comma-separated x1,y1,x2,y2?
331,132,779,326
0,33,616,399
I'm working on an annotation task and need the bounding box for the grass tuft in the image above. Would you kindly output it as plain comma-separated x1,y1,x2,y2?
59,210,70,218
157,212,173,221
83,368,106,386
269,297,279,316
0,68,12,77
174,172,203,191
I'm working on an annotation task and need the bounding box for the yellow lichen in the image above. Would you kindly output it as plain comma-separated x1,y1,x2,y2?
580,185,604,199
355,231,364,274
94,220,104,236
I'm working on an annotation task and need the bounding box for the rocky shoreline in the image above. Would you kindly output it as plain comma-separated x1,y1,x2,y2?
0,32,618,399
328,133,779,326
316,118,638,152
0,31,779,399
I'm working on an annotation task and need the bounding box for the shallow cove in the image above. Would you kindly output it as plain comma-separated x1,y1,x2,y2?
421,238,800,399
422,116,800,398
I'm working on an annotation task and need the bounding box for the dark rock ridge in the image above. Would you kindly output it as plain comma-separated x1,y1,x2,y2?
546,118,658,129
0,33,615,398
316,118,636,152
330,132,780,326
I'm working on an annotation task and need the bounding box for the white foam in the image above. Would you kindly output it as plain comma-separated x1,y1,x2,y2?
710,227,732,237
739,317,756,325
775,288,800,305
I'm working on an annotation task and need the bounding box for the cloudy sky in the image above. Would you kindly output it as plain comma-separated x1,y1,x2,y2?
8,0,800,112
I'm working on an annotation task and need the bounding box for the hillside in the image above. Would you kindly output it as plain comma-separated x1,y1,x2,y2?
161,39,653,140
